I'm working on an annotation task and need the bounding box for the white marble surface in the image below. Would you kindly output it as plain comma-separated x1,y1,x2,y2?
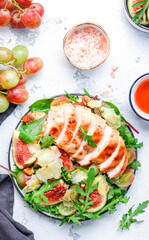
0,0,149,239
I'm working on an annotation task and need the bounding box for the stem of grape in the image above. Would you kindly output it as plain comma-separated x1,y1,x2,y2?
12,0,24,12
4,0,9,11
0,61,18,73
0,91,7,95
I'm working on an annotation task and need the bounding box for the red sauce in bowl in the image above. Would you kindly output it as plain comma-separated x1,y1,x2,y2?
135,79,149,114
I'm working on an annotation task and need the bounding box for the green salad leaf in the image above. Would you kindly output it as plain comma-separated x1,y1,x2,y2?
128,159,141,170
29,98,54,113
19,115,47,143
104,101,120,115
83,88,91,98
40,134,55,149
64,91,79,103
117,123,143,150
118,200,149,230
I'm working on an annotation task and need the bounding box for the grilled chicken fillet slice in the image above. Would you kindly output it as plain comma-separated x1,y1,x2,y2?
66,105,92,155
107,151,128,179
55,104,77,151
22,111,46,124
73,114,106,161
44,105,65,139
99,137,126,172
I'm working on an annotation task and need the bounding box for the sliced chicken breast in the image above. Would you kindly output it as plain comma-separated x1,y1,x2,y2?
56,104,77,151
44,105,65,139
99,136,126,172
107,151,128,179
66,105,92,155
22,111,46,124
73,114,106,161
79,125,119,166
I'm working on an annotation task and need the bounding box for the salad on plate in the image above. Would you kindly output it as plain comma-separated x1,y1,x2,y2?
9,89,143,225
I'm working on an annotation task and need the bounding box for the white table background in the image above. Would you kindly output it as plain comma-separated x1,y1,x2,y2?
0,0,149,239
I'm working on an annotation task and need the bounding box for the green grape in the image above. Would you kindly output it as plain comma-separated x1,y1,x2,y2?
0,47,13,63
0,70,19,89
12,45,29,65
0,93,9,113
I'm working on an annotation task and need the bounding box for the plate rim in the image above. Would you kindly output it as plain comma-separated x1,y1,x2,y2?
8,93,137,221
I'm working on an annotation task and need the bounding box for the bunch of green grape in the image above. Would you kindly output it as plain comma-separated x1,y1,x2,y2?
0,45,43,113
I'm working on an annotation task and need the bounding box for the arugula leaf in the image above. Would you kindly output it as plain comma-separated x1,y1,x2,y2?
19,115,47,144
13,164,20,176
49,204,60,216
61,166,73,185
131,0,149,24
118,200,149,230
79,127,97,147
132,0,146,8
64,91,79,103
104,101,120,115
29,98,54,113
97,195,129,216
76,166,88,172
83,88,91,98
74,167,98,213
40,134,55,149
24,180,60,211
117,123,143,150
128,160,141,170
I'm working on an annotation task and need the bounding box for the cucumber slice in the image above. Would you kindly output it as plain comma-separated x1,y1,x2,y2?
59,203,76,216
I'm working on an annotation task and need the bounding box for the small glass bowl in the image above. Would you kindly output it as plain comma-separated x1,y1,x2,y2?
129,73,149,121
63,22,110,70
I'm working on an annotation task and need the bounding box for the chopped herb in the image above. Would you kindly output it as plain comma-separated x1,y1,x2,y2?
64,91,79,103
29,98,54,113
128,159,141,170
131,0,149,24
19,115,47,144
118,200,149,230
40,134,55,149
83,88,91,98
79,127,97,147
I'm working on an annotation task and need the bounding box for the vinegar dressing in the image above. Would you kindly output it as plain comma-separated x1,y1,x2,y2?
135,79,149,114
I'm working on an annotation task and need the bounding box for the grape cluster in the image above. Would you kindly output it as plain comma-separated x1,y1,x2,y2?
0,45,43,113
0,0,44,29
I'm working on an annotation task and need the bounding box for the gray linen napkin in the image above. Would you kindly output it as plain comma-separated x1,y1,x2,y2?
0,174,35,240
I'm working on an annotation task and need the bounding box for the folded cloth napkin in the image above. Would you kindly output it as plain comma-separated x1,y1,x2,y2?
0,174,35,240
0,104,16,126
